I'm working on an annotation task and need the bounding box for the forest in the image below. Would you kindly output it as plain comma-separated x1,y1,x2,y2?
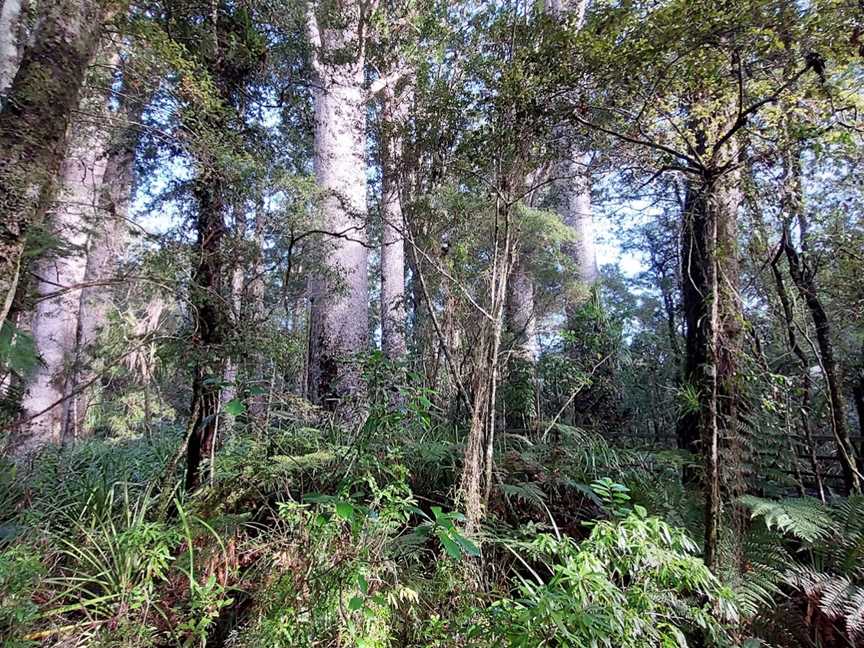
0,0,863,645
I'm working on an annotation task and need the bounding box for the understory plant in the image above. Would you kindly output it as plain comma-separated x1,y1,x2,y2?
496,504,737,647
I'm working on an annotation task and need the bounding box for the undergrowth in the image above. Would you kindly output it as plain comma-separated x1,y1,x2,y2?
3,406,857,647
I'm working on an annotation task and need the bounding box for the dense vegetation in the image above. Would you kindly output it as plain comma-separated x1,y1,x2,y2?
1,0,863,646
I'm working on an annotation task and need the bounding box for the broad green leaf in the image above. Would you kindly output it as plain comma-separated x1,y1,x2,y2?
224,399,246,416
335,501,354,522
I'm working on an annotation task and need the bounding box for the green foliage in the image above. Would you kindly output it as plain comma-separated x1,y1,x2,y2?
590,477,633,518
739,495,835,543
738,496,864,645
0,544,43,643
497,505,736,647
0,321,38,378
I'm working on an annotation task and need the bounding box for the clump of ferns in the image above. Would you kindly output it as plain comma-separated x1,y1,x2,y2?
737,494,864,645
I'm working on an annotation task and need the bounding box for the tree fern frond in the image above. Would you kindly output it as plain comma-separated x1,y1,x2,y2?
739,496,835,543
843,586,864,640
500,481,547,508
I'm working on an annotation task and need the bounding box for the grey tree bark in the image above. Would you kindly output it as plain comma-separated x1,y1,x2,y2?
0,0,25,94
18,121,109,453
379,82,409,363
306,1,370,412
0,0,115,327
504,260,539,430
546,0,597,310
69,74,146,433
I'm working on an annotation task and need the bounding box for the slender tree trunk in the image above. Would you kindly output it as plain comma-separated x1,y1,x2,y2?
460,196,514,532
0,0,114,326
854,357,864,472
247,211,268,419
186,182,227,490
780,146,859,494
306,2,369,414
380,83,408,363
770,248,825,501
782,225,858,493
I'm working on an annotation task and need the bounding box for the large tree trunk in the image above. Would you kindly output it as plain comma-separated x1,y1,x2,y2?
546,0,596,311
379,83,408,363
0,0,114,326
0,0,25,94
220,235,245,421
70,72,146,433
18,125,109,453
677,167,743,570
306,2,369,413
555,150,597,302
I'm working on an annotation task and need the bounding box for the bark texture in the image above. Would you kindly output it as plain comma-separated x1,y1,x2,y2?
379,83,409,362
0,0,24,93
0,0,113,326
306,2,370,411
70,80,144,432
677,166,743,570
460,194,515,532
555,150,597,299
18,128,109,453
186,181,227,490
504,259,539,430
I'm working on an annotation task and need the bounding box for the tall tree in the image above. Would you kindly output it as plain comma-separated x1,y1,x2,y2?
379,80,409,363
305,0,371,412
780,148,859,493
546,0,597,309
70,66,148,434
0,0,118,326
18,123,110,452
161,1,269,490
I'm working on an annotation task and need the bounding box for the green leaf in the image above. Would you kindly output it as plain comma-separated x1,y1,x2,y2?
335,501,354,522
453,533,481,557
0,322,38,376
437,530,463,560
357,573,368,595
348,596,364,611
224,399,246,416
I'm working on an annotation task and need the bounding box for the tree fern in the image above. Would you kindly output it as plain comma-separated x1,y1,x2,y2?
739,495,834,543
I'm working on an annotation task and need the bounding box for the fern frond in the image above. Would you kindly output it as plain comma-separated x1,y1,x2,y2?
739,495,835,543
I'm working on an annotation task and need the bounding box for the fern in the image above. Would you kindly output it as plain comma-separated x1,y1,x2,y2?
499,481,547,508
740,495,864,644
739,495,835,543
